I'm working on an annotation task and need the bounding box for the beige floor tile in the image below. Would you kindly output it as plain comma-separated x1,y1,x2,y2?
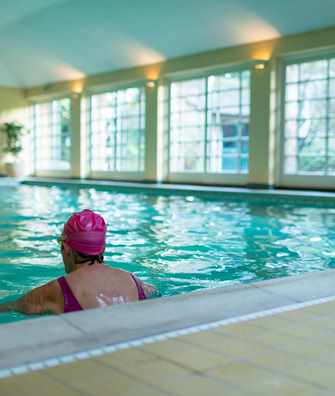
299,302,335,317
105,357,191,386
238,315,287,329
209,362,324,396
140,338,234,371
255,311,335,338
118,382,171,396
259,335,335,364
96,347,157,368
274,309,318,322
228,343,335,390
44,359,145,396
215,321,269,338
260,321,335,343
0,372,82,396
179,330,270,359
302,316,335,331
180,328,332,387
214,318,335,365
281,361,335,391
154,372,245,396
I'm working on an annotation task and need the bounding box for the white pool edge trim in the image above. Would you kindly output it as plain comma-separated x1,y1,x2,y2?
1,294,335,380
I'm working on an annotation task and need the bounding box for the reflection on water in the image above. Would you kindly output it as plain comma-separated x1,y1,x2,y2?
0,185,335,323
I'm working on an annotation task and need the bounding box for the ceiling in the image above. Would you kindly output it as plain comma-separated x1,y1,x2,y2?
0,0,334,88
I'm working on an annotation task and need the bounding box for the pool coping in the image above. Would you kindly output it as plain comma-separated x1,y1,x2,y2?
1,269,335,374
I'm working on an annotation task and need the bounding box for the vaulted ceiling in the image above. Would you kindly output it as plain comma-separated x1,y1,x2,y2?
0,0,334,87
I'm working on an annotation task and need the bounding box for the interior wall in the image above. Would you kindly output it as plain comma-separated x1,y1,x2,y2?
25,26,335,99
5,25,335,185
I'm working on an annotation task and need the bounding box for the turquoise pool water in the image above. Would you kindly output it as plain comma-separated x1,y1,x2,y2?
0,184,334,324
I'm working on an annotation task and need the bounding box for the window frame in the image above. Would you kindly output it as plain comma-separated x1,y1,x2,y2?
165,63,252,185
278,51,335,189
85,81,146,181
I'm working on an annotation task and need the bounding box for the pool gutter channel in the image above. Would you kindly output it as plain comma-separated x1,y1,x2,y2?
1,269,335,377
19,177,335,202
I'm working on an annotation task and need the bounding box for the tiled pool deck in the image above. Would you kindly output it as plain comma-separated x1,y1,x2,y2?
1,296,335,395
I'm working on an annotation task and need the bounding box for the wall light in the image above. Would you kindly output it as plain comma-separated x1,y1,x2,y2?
71,81,84,95
254,61,267,71
146,80,156,88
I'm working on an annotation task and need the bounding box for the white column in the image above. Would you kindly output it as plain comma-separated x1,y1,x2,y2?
248,62,272,187
144,82,158,181
70,94,82,178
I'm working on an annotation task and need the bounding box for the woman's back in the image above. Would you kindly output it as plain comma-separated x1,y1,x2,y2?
64,264,142,310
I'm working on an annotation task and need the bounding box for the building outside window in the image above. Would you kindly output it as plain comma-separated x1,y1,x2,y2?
169,70,250,175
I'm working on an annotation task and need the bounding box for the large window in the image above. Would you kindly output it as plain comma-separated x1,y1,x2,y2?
284,57,335,175
33,98,71,171
169,70,250,174
89,87,145,173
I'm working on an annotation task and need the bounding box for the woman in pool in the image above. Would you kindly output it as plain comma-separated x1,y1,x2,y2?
0,209,159,315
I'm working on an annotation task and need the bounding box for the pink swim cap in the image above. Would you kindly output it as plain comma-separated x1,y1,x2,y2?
63,209,106,255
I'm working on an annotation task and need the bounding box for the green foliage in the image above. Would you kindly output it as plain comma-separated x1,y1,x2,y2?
0,122,26,156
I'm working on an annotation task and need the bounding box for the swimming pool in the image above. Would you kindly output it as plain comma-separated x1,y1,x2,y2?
0,183,334,324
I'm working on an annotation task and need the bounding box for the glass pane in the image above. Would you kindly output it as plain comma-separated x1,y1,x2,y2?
223,140,238,153
286,84,298,101
285,120,298,137
328,157,335,174
299,80,327,99
330,118,335,136
285,102,299,119
328,138,335,155
298,156,326,173
285,156,297,174
301,100,327,118
330,79,335,96
286,64,299,83
297,119,327,138
300,60,327,80
285,138,297,156
299,137,326,155
222,156,238,171
240,156,248,171
330,60,335,77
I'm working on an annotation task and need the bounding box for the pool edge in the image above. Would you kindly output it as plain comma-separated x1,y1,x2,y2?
1,269,335,374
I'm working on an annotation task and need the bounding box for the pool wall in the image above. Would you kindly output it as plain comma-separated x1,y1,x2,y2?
21,177,335,203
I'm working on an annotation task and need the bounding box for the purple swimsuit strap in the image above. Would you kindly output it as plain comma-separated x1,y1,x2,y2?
58,276,83,313
130,274,146,301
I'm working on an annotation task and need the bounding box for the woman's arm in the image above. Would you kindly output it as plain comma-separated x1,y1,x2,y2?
0,281,63,315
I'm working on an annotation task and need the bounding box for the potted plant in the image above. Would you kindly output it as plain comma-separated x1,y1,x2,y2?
0,122,26,177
